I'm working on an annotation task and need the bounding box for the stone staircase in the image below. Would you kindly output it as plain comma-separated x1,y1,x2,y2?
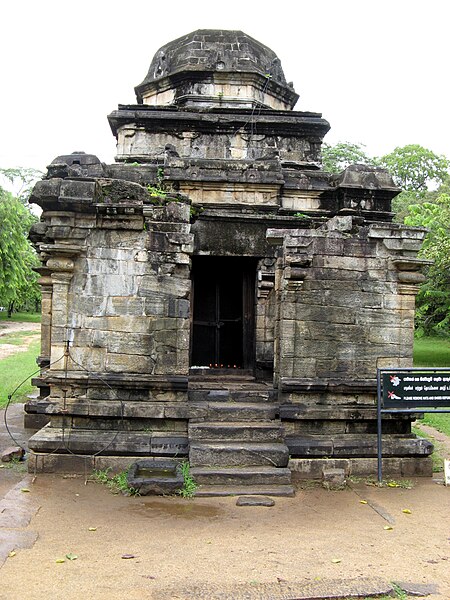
188,383,294,497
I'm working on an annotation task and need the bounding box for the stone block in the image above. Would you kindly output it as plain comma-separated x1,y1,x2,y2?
1,446,25,463
106,353,155,374
189,442,289,467
105,296,145,316
28,452,95,474
150,434,188,455
322,467,346,490
236,496,275,507
289,458,351,480
127,459,184,495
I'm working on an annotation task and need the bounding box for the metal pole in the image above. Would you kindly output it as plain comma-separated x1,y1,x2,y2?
377,369,383,483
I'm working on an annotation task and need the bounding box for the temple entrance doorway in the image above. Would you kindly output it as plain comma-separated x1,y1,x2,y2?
190,257,256,371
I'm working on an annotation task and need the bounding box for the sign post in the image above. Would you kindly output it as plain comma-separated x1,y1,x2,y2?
377,368,450,483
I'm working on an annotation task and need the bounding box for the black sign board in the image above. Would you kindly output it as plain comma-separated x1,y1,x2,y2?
377,368,450,482
381,369,450,409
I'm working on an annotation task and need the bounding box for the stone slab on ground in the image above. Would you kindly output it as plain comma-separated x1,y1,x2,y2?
395,581,440,596
152,576,395,599
236,495,275,507
0,476,40,566
1,446,24,462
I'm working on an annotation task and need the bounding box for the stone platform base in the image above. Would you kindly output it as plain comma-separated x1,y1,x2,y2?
28,452,184,475
289,456,433,480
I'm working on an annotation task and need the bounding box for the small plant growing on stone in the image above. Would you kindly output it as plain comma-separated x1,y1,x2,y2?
177,461,197,498
147,184,168,201
1,456,27,473
91,468,139,496
147,167,168,202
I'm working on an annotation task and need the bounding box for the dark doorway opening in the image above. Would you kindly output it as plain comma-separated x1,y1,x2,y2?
190,257,256,371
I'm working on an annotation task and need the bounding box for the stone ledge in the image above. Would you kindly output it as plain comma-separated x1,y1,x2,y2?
289,456,433,479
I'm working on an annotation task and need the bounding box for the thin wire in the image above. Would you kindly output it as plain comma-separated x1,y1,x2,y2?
60,347,126,459
3,342,126,464
3,351,65,450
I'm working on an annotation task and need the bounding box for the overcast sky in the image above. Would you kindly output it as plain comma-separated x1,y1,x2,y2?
1,0,449,174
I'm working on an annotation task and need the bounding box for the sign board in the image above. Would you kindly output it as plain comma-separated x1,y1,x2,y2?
381,370,450,409
445,459,450,487
377,368,450,482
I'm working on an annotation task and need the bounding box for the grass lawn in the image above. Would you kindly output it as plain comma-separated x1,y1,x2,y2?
0,330,39,346
0,339,40,408
0,312,41,323
413,335,450,451
413,335,450,367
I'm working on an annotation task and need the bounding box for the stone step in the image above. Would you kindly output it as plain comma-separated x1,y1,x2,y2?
190,466,291,486
28,427,188,456
189,421,283,443
188,389,276,403
286,434,434,458
195,402,278,422
189,442,289,467
194,484,295,497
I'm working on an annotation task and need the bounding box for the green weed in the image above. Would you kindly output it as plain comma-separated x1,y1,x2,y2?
177,461,197,498
91,468,139,496
1,456,27,473
363,582,408,599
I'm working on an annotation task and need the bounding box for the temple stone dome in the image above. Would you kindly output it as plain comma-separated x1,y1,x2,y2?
135,29,299,111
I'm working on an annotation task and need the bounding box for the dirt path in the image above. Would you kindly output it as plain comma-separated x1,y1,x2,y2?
0,321,40,360
414,422,450,457
0,473,448,600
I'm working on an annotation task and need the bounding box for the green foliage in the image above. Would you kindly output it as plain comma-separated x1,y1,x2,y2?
406,194,450,336
321,141,373,173
177,461,197,498
147,168,168,202
0,167,43,204
0,183,40,316
377,144,449,196
0,339,40,408
91,468,139,496
147,185,168,201
1,456,27,473
293,212,312,219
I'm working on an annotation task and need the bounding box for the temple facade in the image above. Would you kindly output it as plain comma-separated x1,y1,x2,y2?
26,30,432,494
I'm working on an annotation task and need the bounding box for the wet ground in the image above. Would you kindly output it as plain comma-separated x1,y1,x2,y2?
1,402,449,599
0,468,449,597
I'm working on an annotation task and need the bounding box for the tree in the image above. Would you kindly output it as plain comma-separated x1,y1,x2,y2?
404,194,450,336
0,186,40,316
321,141,373,173
377,145,449,196
0,167,43,205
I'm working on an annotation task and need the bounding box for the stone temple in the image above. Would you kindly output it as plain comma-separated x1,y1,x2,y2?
26,30,432,495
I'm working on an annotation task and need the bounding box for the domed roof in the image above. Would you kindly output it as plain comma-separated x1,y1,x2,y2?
135,29,297,107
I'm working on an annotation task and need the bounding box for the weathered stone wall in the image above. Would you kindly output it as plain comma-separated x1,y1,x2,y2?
267,216,431,466
28,177,194,464
115,125,322,164
255,258,276,376
269,216,427,386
